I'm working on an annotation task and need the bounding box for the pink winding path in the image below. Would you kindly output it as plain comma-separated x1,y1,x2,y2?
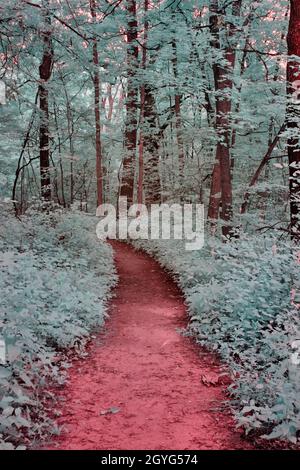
46,241,250,450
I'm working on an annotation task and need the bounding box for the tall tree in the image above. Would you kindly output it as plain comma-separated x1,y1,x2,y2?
39,1,53,201
143,81,161,205
208,0,241,237
90,0,103,207
171,39,185,180
142,2,162,206
137,0,148,206
120,0,139,206
287,0,300,240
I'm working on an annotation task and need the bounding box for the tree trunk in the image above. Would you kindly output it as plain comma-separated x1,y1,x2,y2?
208,0,241,237
139,1,161,206
39,2,53,201
240,123,285,214
287,0,300,240
137,84,145,205
90,0,103,207
137,0,149,206
120,0,139,206
172,40,185,179
143,83,161,205
207,160,221,223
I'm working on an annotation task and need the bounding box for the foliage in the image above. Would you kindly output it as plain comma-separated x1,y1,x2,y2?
132,235,300,443
0,205,117,449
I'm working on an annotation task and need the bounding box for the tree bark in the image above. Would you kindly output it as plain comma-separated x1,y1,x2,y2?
208,0,241,237
240,123,286,214
120,0,139,206
287,0,300,240
90,0,103,207
172,40,185,179
39,2,53,201
137,0,149,206
143,83,161,205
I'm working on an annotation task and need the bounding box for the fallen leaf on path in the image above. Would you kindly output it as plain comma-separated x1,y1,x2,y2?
100,406,120,416
200,372,230,387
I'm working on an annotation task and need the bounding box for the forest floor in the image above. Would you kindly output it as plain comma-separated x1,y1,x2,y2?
45,241,252,450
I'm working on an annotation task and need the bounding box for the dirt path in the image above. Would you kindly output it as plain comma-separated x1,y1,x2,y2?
47,241,250,450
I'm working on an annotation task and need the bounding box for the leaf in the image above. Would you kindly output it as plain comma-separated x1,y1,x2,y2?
100,406,120,416
0,366,11,379
2,406,14,417
0,442,14,450
15,416,30,428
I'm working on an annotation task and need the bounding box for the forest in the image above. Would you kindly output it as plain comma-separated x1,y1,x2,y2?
0,0,300,453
